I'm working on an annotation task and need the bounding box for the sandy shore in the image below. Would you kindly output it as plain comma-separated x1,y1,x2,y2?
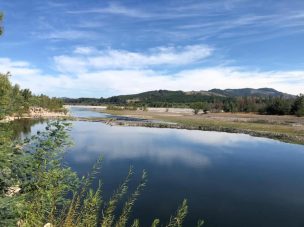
1,107,69,122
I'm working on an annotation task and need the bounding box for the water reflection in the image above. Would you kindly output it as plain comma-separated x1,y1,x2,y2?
11,118,47,139
68,106,164,122
12,109,304,227
68,122,271,168
68,107,110,118
63,121,304,227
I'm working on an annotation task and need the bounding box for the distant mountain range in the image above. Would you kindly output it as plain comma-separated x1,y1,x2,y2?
207,88,294,98
63,88,295,106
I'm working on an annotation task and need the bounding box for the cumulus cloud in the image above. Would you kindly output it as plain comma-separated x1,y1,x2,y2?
1,45,303,97
0,58,40,76
53,45,213,73
2,63,303,98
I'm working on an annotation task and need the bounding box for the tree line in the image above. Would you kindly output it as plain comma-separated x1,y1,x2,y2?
189,95,304,116
64,95,304,116
0,73,64,119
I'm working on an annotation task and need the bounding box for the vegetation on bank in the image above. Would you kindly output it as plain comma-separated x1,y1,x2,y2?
0,73,64,119
64,90,304,117
103,109,304,145
0,121,203,227
0,71,201,225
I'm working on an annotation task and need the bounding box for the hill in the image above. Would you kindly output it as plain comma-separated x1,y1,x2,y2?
63,88,296,111
208,88,294,98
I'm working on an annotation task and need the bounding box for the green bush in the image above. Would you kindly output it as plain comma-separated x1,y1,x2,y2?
291,94,304,117
0,73,64,119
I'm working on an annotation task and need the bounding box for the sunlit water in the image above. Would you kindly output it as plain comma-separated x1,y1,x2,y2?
69,106,163,122
16,108,304,227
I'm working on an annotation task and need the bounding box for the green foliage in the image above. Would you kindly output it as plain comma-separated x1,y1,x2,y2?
115,170,147,227
61,164,150,227
151,219,160,227
291,94,304,117
264,98,292,115
29,94,64,112
0,121,204,226
166,199,188,227
0,121,78,226
0,73,64,119
197,219,205,227
223,100,237,112
131,219,140,227
101,167,134,227
0,73,12,118
65,89,301,116
19,121,78,226
62,156,103,227
190,102,209,114
0,120,35,226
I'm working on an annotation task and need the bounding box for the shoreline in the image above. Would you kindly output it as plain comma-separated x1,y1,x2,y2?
4,105,303,145
96,108,304,145
75,117,304,145
0,107,70,123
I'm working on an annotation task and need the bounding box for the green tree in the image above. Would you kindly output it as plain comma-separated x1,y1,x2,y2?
291,94,304,117
0,73,12,118
223,100,238,112
0,74,64,118
190,102,209,114
265,98,291,115
11,84,25,116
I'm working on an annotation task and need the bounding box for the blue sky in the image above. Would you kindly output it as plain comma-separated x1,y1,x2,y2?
0,0,303,97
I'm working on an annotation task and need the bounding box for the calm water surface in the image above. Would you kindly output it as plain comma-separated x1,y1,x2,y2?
20,108,304,227
69,106,160,122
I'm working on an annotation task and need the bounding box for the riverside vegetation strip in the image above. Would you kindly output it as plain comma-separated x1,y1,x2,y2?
0,76,202,226
93,109,304,145
1,121,198,227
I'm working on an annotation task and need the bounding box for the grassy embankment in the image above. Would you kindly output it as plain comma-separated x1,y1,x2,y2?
100,109,304,145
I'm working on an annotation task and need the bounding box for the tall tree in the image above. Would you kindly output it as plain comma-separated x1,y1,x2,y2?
291,94,304,117
0,73,12,118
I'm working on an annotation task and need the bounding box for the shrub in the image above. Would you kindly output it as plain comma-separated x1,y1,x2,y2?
291,94,304,117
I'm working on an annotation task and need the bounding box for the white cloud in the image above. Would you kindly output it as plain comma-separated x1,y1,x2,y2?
2,57,303,98
1,45,303,97
36,30,98,40
54,45,213,73
0,58,40,76
68,2,152,18
74,47,98,55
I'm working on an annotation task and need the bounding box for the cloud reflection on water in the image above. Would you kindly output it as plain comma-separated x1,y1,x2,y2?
68,121,270,168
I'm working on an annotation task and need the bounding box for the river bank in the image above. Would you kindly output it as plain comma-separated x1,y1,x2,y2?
0,107,70,122
93,108,304,145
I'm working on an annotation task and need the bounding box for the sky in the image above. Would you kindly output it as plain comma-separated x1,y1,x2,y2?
0,0,304,98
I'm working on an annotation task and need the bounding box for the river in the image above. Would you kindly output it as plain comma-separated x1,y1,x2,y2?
14,107,304,227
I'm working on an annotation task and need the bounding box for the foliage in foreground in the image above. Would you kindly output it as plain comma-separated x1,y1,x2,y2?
0,121,203,226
